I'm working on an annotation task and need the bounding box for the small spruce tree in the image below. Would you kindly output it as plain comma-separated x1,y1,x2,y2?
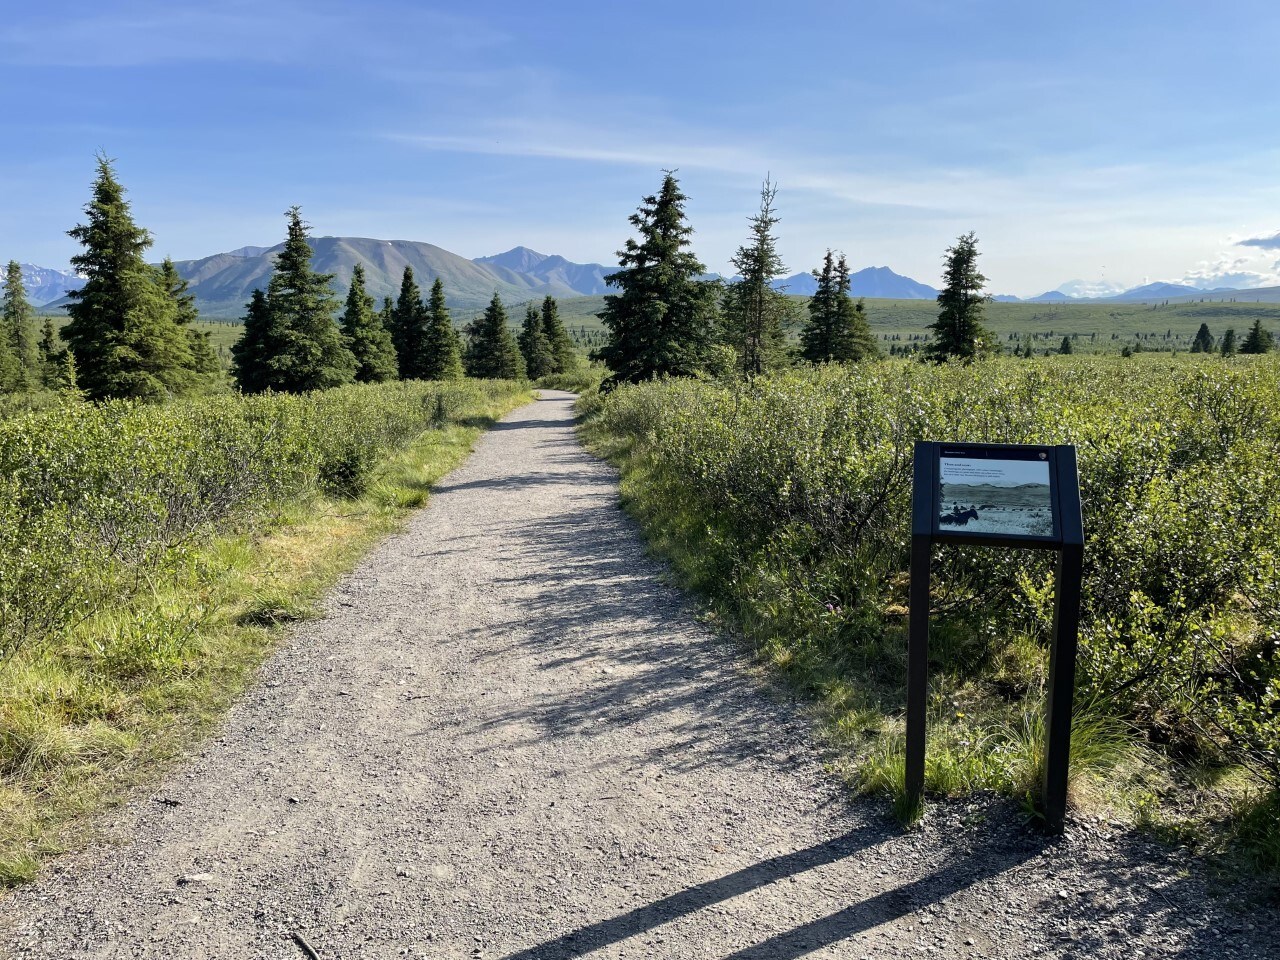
242,207,355,392
1220,327,1237,356
518,302,555,379
1059,335,1073,355
390,267,425,379
834,255,878,361
925,231,997,362
340,264,398,383
2,261,39,391
1239,318,1274,355
63,154,198,400
723,178,789,377
799,250,839,362
419,279,464,380
541,295,577,374
465,292,526,380
1190,322,1215,353
158,257,220,376
230,289,276,393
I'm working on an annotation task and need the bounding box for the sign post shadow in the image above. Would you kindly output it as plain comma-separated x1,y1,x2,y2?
907,441,1084,832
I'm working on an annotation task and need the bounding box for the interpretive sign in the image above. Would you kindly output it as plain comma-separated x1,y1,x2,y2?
936,446,1055,540
908,441,1084,832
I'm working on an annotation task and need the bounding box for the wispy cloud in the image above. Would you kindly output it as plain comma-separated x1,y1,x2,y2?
1237,231,1280,250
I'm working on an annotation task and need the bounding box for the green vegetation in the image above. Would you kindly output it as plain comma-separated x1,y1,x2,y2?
581,355,1280,870
722,179,790,377
63,156,214,401
800,251,877,364
595,171,720,385
927,232,997,361
518,302,555,379
0,378,529,884
339,264,398,384
465,292,526,380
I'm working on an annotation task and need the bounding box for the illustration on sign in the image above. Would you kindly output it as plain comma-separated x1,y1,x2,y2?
937,453,1053,537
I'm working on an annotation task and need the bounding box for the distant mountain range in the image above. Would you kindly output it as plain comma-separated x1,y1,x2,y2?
771,266,939,300
22,239,1280,317
17,264,83,306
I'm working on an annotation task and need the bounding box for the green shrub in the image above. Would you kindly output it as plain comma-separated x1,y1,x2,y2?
584,356,1280,815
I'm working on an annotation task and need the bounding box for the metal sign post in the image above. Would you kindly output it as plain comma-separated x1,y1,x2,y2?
906,441,1084,833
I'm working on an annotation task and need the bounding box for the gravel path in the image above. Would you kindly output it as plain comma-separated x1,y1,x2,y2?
2,391,1276,959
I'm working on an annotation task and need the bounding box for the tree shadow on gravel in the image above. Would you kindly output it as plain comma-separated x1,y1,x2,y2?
500,820,1045,960
469,498,797,775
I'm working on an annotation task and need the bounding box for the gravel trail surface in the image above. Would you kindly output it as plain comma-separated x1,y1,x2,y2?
2,392,1276,959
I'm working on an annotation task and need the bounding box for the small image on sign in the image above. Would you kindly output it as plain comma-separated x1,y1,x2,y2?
938,453,1053,537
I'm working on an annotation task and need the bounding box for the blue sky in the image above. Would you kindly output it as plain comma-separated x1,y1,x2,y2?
3,0,1279,297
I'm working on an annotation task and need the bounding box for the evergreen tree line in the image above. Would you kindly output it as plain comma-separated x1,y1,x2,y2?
593,172,1279,378
230,212,580,394
11,155,581,401
594,172,994,385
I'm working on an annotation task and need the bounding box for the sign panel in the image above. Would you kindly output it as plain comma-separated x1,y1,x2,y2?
926,445,1064,545
936,447,1055,540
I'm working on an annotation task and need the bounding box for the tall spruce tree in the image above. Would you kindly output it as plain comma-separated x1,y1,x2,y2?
419,278,464,380
1240,318,1275,355
340,264,397,383
230,289,276,392
63,155,198,400
236,207,355,392
541,295,577,373
2,261,38,391
926,231,996,362
723,178,789,377
518,302,555,379
390,267,425,379
1190,322,1215,353
834,255,878,361
595,171,719,384
158,257,219,376
1221,328,1237,356
465,292,526,380
800,250,840,362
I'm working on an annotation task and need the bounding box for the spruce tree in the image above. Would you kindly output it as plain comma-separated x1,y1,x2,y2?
723,179,790,377
465,292,526,380
926,231,997,362
799,250,839,362
833,255,878,361
595,171,719,384
246,207,355,392
1221,328,1237,356
2,261,39,391
1059,335,1073,355
1239,318,1274,355
63,155,198,400
799,251,876,363
541,295,577,374
390,267,425,379
1190,322,1214,353
518,303,555,380
230,289,276,392
419,279,464,380
340,264,397,383
158,257,219,376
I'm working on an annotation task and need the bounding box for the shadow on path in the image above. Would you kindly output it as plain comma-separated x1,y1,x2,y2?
502,822,1045,959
